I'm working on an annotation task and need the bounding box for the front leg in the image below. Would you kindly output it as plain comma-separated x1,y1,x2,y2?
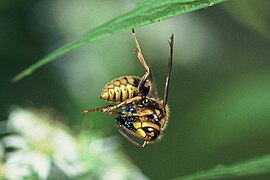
81,96,143,115
81,104,115,114
120,108,154,117
132,29,151,92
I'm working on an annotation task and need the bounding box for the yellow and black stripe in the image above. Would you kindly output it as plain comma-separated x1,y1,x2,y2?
100,76,150,102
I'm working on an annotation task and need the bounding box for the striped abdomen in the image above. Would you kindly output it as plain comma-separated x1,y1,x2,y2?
100,76,150,102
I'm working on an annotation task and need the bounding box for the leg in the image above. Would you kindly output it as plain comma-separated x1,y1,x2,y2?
149,69,159,98
118,126,149,147
132,29,150,92
120,109,155,117
81,96,142,114
81,104,114,114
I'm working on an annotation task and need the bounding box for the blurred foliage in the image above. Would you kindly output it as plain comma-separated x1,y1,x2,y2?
223,0,270,40
176,154,270,179
1,0,270,179
12,0,226,82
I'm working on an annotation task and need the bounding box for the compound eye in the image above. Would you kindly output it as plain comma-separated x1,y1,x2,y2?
146,127,154,133
143,127,156,134
142,127,160,140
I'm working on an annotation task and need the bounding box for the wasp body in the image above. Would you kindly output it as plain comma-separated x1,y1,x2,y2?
82,29,174,147
100,76,151,102
116,97,169,145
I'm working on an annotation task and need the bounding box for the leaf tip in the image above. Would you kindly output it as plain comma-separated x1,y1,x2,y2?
11,69,32,83
11,74,23,83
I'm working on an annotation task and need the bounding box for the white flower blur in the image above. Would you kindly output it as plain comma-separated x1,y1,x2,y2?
3,107,87,179
1,107,149,180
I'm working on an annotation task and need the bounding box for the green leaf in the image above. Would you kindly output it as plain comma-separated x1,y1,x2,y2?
174,154,270,180
12,0,226,82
